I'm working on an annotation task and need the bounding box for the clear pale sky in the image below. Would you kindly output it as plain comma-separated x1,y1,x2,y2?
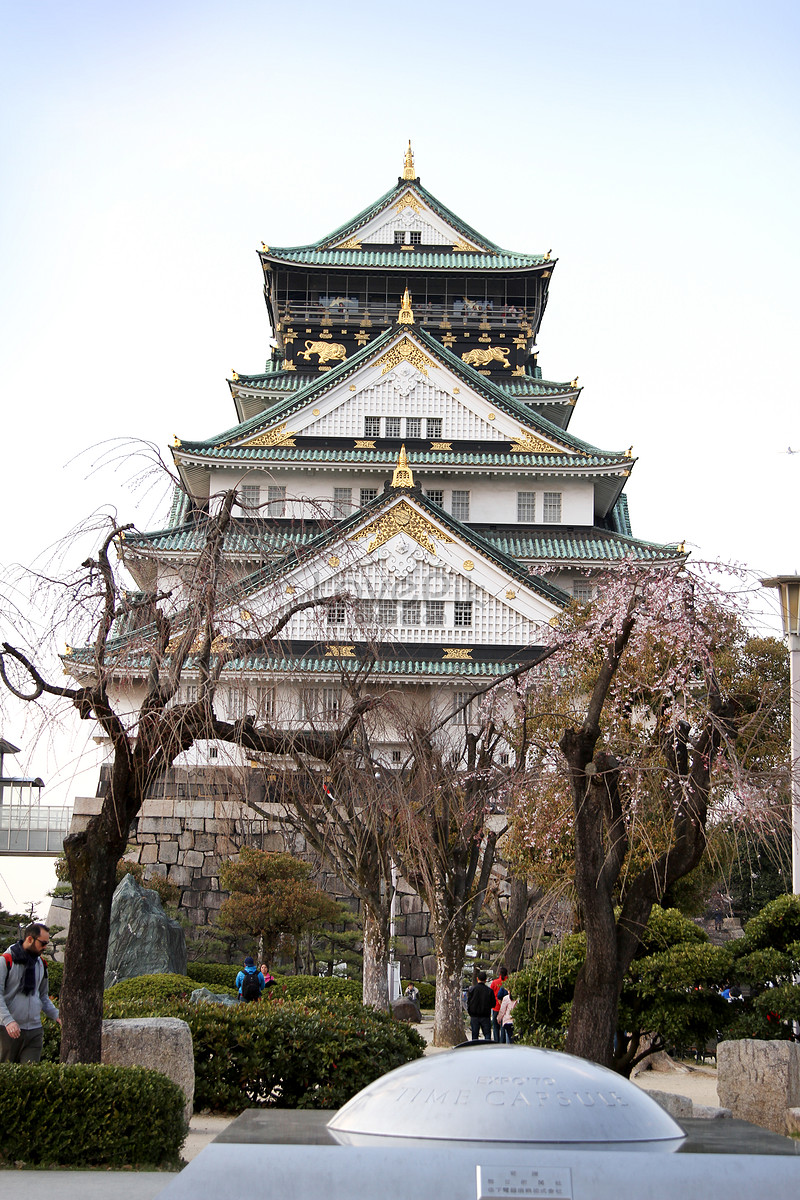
1,0,797,912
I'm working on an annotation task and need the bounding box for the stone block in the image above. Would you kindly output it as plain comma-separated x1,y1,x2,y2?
262,833,285,852
158,841,180,864
139,844,159,865
72,797,103,816
391,997,421,1023
102,1017,194,1123
192,833,215,852
179,832,195,850
201,856,221,876
393,937,415,957
140,798,175,818
415,936,434,956
644,1091,693,1120
422,955,438,977
400,894,423,914
186,819,205,832
184,850,204,868
168,865,192,887
717,1039,800,1135
147,863,168,879
204,891,224,909
404,912,429,937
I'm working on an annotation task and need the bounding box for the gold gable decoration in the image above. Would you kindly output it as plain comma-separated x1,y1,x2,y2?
452,238,479,252
443,647,473,660
509,428,561,454
336,236,362,250
377,337,434,377
391,445,414,489
241,422,296,449
393,192,422,215
351,499,452,555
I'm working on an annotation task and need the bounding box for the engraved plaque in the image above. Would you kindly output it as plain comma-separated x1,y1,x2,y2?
477,1165,573,1199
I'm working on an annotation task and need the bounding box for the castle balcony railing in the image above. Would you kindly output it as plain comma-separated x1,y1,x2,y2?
278,301,537,332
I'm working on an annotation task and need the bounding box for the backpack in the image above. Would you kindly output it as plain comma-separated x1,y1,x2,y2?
241,970,261,1002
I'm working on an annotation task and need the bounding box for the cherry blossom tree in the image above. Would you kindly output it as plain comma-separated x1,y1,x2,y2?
501,561,788,1067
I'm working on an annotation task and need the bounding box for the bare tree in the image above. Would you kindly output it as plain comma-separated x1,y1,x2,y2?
0,489,378,1062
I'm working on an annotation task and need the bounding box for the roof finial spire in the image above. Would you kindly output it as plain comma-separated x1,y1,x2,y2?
402,140,416,180
398,288,414,325
392,445,414,489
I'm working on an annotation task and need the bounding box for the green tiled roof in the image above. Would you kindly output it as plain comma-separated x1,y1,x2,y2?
265,247,547,271
216,652,533,678
261,179,550,271
125,519,680,564
173,445,627,469
496,379,578,398
181,327,622,463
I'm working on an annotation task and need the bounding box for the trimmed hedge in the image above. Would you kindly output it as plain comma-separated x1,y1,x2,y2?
186,962,361,1003
0,1062,185,1166
101,994,425,1112
44,959,62,998
106,972,236,1003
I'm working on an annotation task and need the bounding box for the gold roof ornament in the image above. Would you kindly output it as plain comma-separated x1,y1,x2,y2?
261,242,269,251
231,369,239,381
391,445,414,489
402,140,416,180
173,435,182,447
398,287,414,325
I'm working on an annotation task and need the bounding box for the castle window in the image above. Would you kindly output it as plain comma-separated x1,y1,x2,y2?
229,688,247,720
300,688,318,720
517,491,536,522
394,230,406,244
454,600,473,627
409,231,422,245
327,601,347,626
385,417,401,438
406,417,421,438
543,491,562,522
402,600,421,626
425,489,444,506
426,417,443,439
239,484,260,511
360,487,378,506
451,490,470,520
333,487,352,517
255,686,276,721
391,749,402,764
572,581,594,603
376,599,396,627
365,416,381,437
426,600,445,625
453,691,472,724
322,687,341,721
267,485,286,516
184,684,198,704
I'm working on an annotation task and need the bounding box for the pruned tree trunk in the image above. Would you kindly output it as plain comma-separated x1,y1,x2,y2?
361,904,390,1011
432,921,468,1046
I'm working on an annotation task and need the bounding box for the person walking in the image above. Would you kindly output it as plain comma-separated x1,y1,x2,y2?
490,966,509,1042
0,922,60,1063
235,956,265,1002
466,970,495,1041
497,992,518,1043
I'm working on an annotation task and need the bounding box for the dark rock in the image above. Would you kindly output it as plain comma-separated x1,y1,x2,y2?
392,996,421,1023
104,873,187,988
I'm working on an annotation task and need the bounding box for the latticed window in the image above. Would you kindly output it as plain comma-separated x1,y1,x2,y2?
543,491,562,522
572,581,594,603
333,487,352,517
452,691,472,724
239,484,260,511
451,490,470,520
454,600,473,627
425,489,444,506
184,684,198,704
426,417,443,439
327,601,347,625
376,599,396,627
517,491,536,522
360,487,378,506
426,600,445,625
364,416,381,437
229,688,246,720
322,688,341,721
394,230,406,244
267,485,286,516
300,689,318,720
402,600,421,626
391,749,402,764
255,686,275,720
385,417,401,438
409,230,422,245
406,417,421,438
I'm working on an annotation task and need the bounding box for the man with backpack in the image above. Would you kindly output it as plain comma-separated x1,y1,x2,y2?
235,956,265,1002
0,922,60,1062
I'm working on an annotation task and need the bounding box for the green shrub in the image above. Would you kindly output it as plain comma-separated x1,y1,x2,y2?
186,963,362,1003
105,972,236,1003
0,1062,185,1166
101,994,424,1113
45,959,62,998
186,961,239,989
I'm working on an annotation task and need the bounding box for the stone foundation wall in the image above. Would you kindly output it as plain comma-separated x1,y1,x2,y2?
69,765,545,982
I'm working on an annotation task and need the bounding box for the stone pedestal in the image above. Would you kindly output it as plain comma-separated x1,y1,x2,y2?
102,1017,195,1124
717,1039,800,1135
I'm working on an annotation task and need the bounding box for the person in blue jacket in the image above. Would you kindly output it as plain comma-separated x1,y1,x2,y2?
235,956,265,1002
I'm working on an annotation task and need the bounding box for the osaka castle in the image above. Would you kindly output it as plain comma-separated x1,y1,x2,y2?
122,144,680,762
